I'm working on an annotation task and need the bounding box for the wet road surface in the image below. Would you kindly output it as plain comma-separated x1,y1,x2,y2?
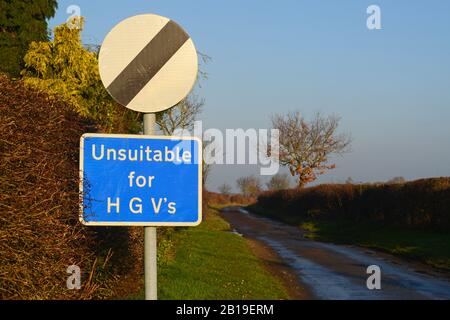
220,207,450,300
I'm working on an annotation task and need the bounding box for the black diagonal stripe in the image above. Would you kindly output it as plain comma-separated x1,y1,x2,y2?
107,20,190,106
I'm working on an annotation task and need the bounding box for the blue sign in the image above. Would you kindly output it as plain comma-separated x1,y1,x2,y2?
79,133,202,226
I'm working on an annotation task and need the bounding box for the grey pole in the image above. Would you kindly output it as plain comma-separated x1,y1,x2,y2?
143,113,157,300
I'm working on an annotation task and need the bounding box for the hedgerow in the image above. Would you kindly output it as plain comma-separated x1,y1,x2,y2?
0,74,141,299
255,178,450,231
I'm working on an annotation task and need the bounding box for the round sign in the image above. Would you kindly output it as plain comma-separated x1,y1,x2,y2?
99,14,198,113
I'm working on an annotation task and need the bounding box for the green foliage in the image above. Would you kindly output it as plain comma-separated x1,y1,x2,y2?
21,18,141,133
0,0,57,77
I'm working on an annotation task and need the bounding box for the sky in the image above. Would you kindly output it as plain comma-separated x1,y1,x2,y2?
49,0,450,192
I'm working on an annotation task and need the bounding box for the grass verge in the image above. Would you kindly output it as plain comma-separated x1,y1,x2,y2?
249,204,450,272
129,206,289,300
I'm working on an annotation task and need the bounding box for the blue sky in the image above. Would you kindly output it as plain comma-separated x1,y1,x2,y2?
49,1,450,191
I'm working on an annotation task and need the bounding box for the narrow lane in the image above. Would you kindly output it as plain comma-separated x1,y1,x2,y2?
220,207,450,300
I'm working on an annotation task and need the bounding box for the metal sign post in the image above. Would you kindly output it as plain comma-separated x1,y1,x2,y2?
143,113,157,300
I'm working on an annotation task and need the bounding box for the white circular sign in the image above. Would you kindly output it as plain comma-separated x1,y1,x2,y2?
99,14,198,113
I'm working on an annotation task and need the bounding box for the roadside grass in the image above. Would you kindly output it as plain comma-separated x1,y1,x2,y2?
249,204,450,272
129,207,289,300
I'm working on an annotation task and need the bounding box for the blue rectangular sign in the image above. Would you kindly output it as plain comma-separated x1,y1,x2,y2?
80,133,202,226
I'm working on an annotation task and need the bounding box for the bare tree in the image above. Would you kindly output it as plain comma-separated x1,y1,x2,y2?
266,173,291,191
155,94,209,188
345,177,354,184
236,175,262,197
271,112,351,188
218,183,232,195
156,52,210,135
156,94,204,135
387,176,406,184
202,144,211,187
197,51,212,84
154,53,211,187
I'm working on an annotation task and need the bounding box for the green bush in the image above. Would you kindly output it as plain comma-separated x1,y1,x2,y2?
21,18,141,133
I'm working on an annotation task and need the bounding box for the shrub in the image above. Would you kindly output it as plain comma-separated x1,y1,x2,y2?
255,178,450,231
204,191,255,207
0,74,140,299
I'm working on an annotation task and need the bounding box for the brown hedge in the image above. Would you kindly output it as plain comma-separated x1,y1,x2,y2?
255,178,450,231
204,191,255,207
0,74,141,299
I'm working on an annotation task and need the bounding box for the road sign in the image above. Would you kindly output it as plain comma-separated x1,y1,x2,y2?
95,14,199,300
79,133,202,226
98,14,198,113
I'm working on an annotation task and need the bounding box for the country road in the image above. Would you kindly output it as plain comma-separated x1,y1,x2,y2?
220,207,450,300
